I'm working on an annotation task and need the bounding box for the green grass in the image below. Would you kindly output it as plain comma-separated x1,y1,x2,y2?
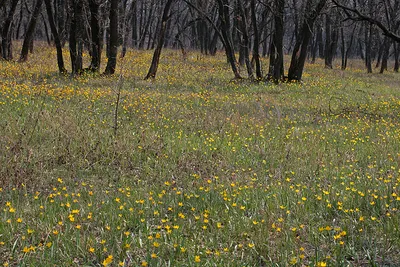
1,44,400,266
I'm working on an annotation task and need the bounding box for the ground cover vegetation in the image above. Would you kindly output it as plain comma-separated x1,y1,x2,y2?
1,0,400,265
1,43,400,266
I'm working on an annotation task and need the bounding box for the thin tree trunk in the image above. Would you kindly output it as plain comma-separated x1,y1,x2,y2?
394,42,399,72
365,23,373,73
44,0,66,73
1,0,20,60
104,0,119,75
288,0,327,81
375,38,383,68
380,37,391,73
69,0,83,75
138,0,154,49
269,0,284,83
144,0,174,79
88,0,101,72
19,0,43,62
131,0,138,47
57,0,66,45
250,0,262,79
41,13,51,45
342,24,356,70
217,0,241,79
340,27,345,69
237,0,254,79
324,13,332,68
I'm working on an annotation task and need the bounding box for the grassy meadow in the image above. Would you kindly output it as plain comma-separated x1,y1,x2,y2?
1,43,400,266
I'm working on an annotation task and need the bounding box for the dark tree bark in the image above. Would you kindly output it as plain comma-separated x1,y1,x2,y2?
138,0,155,49
288,0,327,81
216,0,241,79
104,0,119,75
88,0,101,72
237,0,254,79
250,0,262,79
57,0,66,45
333,0,400,43
325,11,339,69
16,1,24,39
69,0,84,75
324,13,332,68
41,13,52,45
268,0,285,83
19,0,43,62
375,37,383,68
311,19,323,63
380,37,391,74
317,22,324,58
44,0,66,73
183,0,241,78
1,0,20,60
341,24,356,70
365,22,373,73
394,42,399,72
131,0,138,47
144,0,174,79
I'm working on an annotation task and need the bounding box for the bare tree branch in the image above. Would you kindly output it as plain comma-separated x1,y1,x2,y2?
333,0,400,42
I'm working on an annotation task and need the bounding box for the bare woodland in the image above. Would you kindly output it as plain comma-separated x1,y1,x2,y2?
0,0,399,81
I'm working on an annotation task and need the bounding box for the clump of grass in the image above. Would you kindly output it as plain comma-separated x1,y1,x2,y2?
1,45,400,265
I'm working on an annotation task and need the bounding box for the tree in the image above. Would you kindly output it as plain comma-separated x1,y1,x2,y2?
19,0,44,62
69,0,84,75
44,0,66,73
324,9,340,69
184,0,242,79
250,0,262,79
288,0,327,81
216,0,242,79
333,0,400,43
237,0,254,79
144,0,175,79
268,0,285,83
1,0,20,60
88,0,102,72
104,0,119,75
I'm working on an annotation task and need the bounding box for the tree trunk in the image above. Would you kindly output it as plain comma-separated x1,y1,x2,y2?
19,0,43,62
250,0,262,79
317,23,324,58
375,38,383,68
41,13,52,45
288,0,327,81
69,0,83,75
268,0,284,83
324,13,332,68
394,42,399,72
104,0,119,75
342,24,356,70
311,20,322,63
1,0,20,60
57,0,66,45
88,0,101,72
131,0,138,47
144,0,174,79
380,37,391,74
138,0,154,49
340,27,345,69
325,12,339,69
217,0,241,79
365,22,373,73
237,0,254,79
44,0,66,73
